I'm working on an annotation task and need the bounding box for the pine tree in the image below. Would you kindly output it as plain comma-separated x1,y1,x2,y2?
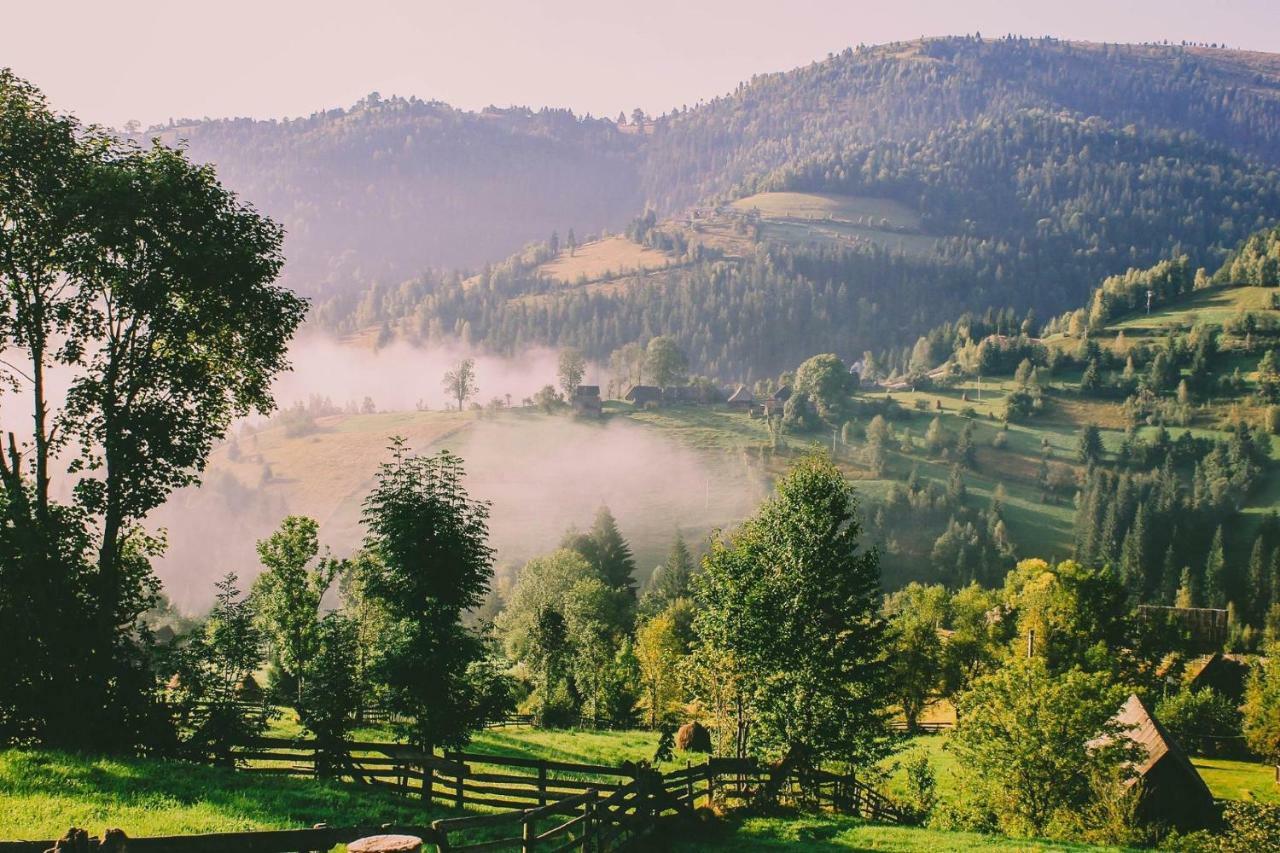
1160,542,1180,605
1119,507,1147,599
1248,535,1271,622
565,506,637,595
1077,424,1104,466
1175,566,1198,608
1204,526,1228,608
642,534,694,615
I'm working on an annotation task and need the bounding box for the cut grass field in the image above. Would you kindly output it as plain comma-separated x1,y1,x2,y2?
535,235,675,284
728,191,938,256
729,192,923,229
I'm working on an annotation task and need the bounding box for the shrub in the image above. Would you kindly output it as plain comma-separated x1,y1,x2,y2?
1155,687,1242,756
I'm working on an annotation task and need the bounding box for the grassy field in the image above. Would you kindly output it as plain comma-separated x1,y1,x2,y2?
536,235,675,284
881,734,1279,807
728,191,938,256
663,815,1123,852
0,749,449,840
729,192,922,229
0,726,663,842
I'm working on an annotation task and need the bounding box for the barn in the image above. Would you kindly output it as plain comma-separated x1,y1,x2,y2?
1100,694,1216,831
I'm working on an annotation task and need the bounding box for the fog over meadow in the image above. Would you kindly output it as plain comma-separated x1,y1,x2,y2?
148,335,770,612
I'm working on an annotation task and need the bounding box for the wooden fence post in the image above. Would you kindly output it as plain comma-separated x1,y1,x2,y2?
537,759,548,808
685,760,694,806
423,760,434,807
582,790,597,853
522,814,537,853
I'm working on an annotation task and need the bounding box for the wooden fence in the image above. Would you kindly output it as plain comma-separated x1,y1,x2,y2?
1,741,908,852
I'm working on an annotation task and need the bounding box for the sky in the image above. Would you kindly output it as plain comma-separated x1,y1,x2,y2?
4,0,1279,129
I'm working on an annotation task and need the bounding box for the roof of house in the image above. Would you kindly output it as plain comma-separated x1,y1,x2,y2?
1107,694,1214,802
769,385,793,402
727,384,754,404
573,385,600,398
624,384,662,401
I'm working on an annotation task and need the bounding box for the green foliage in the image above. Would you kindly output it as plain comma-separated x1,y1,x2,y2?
950,657,1135,837
1243,645,1280,763
645,335,688,387
250,516,339,704
0,69,304,752
357,441,507,749
793,354,855,423
167,574,265,765
694,454,892,768
1077,424,1104,466
1154,688,1242,756
557,348,586,400
641,534,695,617
901,749,938,822
442,358,478,411
498,548,633,723
296,614,359,776
1001,559,1134,679
883,584,948,730
563,506,638,594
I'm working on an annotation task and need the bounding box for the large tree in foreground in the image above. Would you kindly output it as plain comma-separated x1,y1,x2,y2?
694,454,892,772
358,440,510,751
0,70,305,750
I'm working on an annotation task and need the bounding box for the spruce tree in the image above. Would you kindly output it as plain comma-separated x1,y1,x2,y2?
1204,526,1228,609
1248,535,1271,622
565,506,637,595
1077,424,1104,466
642,534,694,615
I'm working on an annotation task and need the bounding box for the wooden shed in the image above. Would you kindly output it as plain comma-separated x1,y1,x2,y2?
624,384,662,407
1103,694,1216,831
726,384,755,410
571,385,602,417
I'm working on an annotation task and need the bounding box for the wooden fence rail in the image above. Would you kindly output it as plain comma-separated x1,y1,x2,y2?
2,741,911,852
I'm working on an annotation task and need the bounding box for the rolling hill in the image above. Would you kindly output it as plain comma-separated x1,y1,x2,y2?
157,37,1280,347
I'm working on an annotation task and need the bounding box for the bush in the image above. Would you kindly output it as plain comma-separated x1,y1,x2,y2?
901,749,937,821
1155,687,1242,756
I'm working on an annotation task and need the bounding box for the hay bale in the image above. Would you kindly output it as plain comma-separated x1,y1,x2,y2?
675,721,711,753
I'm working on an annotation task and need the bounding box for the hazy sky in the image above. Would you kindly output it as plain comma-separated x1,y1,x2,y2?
5,0,1279,128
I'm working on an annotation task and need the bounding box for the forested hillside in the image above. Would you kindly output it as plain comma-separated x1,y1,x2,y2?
152,97,644,297
163,36,1280,333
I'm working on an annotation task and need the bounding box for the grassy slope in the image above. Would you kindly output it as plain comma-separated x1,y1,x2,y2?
665,815,1120,852
882,734,1279,808
536,235,676,284
0,726,662,841
728,191,939,256
0,749,446,840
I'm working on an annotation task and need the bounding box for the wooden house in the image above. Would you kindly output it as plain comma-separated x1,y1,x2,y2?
1185,652,1251,703
624,384,662,407
1098,694,1216,831
1137,605,1229,651
726,384,755,410
572,385,602,417
763,385,792,417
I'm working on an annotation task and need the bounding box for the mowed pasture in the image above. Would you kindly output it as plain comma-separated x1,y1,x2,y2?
729,191,939,256
536,235,676,284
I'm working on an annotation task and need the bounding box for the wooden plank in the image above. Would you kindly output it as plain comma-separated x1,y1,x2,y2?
445,835,524,853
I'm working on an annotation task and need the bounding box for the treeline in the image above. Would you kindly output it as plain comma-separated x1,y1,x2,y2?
641,35,1280,211
317,113,1280,380
154,95,644,297
187,36,1280,363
